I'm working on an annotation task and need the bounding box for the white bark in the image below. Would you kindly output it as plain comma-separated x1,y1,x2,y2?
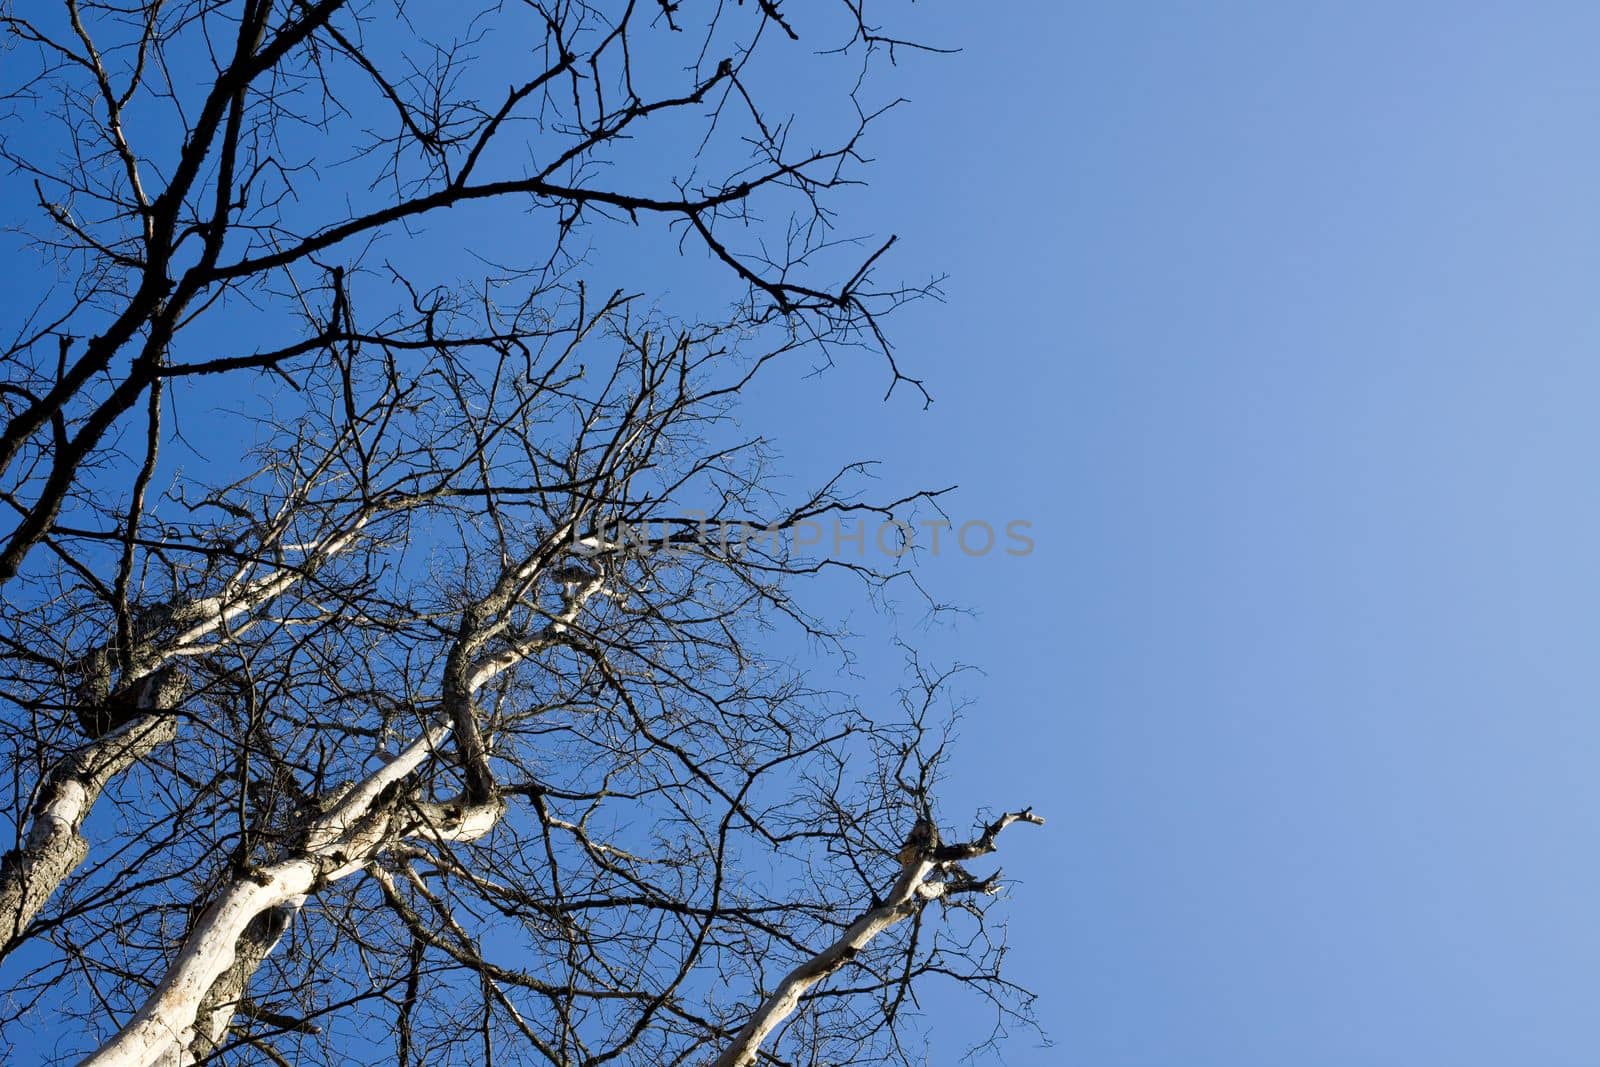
132,518,370,675
79,718,504,1067
184,905,295,1065
709,809,1044,1067
0,519,372,960
80,569,596,1066
0,713,178,953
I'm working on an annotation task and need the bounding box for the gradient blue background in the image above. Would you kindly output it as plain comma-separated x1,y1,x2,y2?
10,2,1600,1063
824,3,1600,1063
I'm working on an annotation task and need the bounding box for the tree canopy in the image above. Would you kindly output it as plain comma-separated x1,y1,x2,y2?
0,2,1042,1063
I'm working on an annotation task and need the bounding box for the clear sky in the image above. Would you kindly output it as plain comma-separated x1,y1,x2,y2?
815,3,1600,1064
9,2,1600,1064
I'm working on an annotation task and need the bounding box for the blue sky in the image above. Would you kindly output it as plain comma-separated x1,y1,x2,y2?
807,3,1600,1064
7,1,1600,1064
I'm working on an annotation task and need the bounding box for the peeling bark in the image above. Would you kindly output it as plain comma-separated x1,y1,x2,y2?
0,711,178,957
80,577,594,1065
185,907,294,1065
0,519,371,966
79,715,504,1067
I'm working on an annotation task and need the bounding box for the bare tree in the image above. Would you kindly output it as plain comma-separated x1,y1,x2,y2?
0,2,1042,1064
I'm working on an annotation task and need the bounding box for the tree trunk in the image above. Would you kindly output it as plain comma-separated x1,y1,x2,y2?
78,719,508,1067
0,713,177,956
184,907,296,1065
